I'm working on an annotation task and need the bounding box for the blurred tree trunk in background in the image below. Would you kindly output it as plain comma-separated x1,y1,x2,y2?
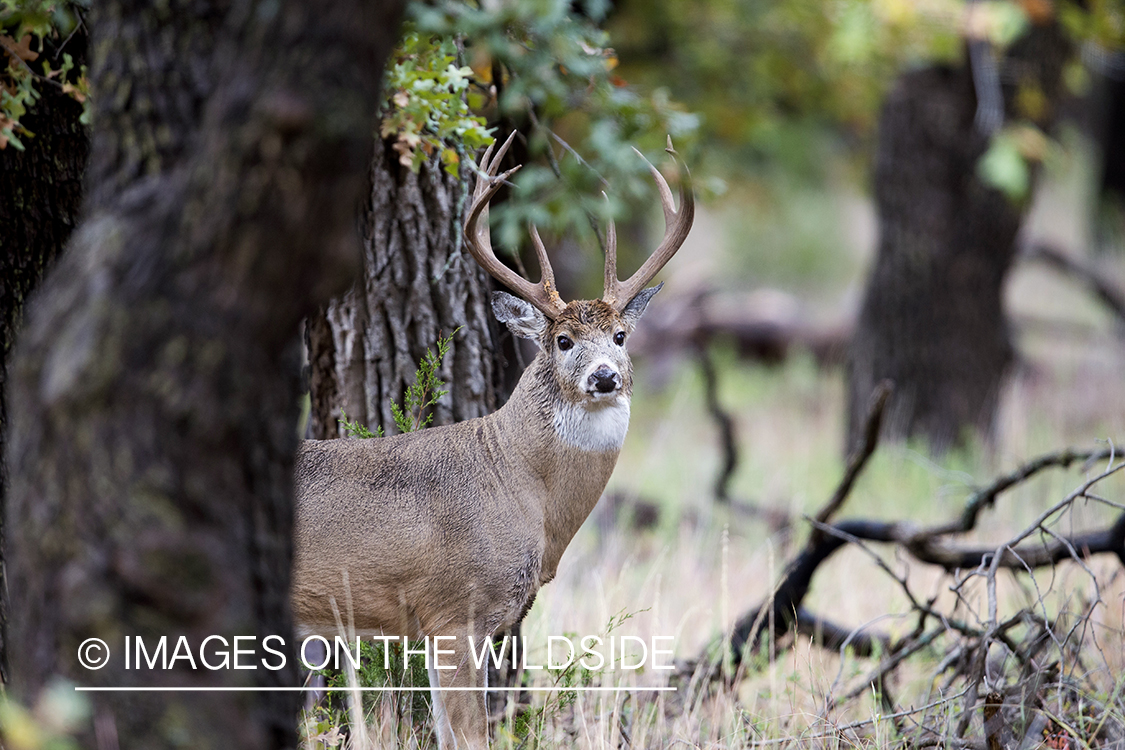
1095,71,1125,251
4,2,403,747
846,22,1070,452
0,24,90,684
305,140,508,437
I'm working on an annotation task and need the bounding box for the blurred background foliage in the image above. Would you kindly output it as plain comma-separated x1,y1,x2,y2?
390,0,1124,299
4,0,1125,434
6,0,1123,263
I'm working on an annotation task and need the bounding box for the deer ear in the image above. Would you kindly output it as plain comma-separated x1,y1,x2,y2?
492,291,548,344
621,283,662,330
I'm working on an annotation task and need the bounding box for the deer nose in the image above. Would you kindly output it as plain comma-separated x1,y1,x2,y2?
588,367,620,394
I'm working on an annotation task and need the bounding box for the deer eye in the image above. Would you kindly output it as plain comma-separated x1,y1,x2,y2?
557,334,573,351
614,331,626,346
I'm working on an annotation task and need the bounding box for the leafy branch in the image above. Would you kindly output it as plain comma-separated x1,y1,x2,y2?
380,28,493,174
1,0,88,150
411,0,702,264
338,409,383,439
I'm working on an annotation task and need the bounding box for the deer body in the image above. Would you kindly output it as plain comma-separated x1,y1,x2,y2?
291,134,693,749
292,348,624,640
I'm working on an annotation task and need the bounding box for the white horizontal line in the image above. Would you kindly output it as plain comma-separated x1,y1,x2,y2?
74,686,676,693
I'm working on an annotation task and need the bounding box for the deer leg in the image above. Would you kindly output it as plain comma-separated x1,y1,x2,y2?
427,627,489,750
302,638,328,713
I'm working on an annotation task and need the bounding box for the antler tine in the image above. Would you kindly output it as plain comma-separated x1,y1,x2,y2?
603,138,695,309
470,129,518,207
464,131,567,318
527,224,559,301
602,192,618,303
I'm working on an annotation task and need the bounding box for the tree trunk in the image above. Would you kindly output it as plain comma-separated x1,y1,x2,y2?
1094,70,1125,252
305,139,508,438
0,24,90,684
5,2,403,748
846,24,1069,451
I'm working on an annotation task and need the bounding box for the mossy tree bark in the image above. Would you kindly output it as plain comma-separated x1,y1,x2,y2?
305,139,508,438
5,2,403,747
845,23,1070,451
0,24,90,684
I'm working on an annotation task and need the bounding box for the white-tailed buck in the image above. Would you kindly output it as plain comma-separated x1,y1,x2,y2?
291,133,693,749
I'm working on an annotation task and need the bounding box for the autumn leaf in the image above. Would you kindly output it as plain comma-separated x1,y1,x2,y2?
392,136,415,167
1018,0,1055,25
62,82,87,103
0,34,40,63
470,51,493,83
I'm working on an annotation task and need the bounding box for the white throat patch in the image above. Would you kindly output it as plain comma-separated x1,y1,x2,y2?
552,398,631,452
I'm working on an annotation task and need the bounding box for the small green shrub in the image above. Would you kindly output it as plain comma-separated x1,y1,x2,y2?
337,328,458,438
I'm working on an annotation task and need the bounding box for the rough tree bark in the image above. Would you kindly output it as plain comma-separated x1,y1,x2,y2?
0,22,90,684
5,2,403,747
846,23,1070,451
306,139,508,437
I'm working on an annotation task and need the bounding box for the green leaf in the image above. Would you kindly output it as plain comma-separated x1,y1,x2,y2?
1,127,25,150
985,0,1030,47
977,134,1029,201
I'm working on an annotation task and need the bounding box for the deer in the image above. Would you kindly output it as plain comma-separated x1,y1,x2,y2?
290,132,694,749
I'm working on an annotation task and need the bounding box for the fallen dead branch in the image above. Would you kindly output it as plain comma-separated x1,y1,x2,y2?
629,288,851,368
721,381,896,666
699,345,740,503
718,438,1121,671
677,392,1125,748
1025,243,1125,325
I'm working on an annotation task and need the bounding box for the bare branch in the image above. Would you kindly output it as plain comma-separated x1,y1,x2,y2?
1025,243,1125,324
814,380,893,532
715,442,1125,683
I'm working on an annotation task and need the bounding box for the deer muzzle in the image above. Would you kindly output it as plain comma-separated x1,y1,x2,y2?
587,366,621,395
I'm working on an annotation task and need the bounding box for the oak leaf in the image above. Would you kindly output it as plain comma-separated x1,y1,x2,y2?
0,34,39,63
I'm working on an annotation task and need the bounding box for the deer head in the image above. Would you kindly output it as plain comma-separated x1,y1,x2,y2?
464,132,694,434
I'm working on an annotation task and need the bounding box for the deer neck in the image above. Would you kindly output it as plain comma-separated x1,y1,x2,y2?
493,354,627,579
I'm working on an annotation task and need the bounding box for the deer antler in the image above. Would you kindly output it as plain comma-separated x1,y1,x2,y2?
602,137,695,310
464,131,567,319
